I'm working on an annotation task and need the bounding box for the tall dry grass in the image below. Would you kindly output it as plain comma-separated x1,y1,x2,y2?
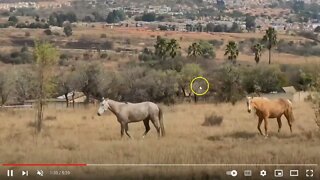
0,101,319,179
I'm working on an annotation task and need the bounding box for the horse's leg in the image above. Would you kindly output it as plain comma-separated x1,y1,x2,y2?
142,119,150,138
151,117,161,138
263,118,269,137
257,117,263,136
125,123,132,139
277,117,282,133
284,113,293,133
120,123,125,138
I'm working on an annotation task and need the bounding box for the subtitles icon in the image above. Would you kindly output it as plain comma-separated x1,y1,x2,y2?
274,169,283,177
290,170,298,177
226,170,238,177
244,170,252,177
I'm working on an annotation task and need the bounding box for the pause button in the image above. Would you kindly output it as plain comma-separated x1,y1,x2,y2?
7,170,14,177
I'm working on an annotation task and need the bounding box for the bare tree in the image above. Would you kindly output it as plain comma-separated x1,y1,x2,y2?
73,62,111,103
14,68,36,104
56,70,80,108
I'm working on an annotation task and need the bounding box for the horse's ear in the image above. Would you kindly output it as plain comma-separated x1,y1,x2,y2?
101,97,105,101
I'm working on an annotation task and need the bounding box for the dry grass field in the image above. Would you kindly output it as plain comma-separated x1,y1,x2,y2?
0,101,319,179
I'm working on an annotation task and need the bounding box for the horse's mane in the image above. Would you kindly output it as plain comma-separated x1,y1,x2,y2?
252,97,269,101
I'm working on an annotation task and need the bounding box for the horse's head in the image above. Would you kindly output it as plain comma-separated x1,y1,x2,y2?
97,98,110,116
246,96,253,113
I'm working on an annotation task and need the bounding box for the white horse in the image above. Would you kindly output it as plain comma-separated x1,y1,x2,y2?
97,98,165,138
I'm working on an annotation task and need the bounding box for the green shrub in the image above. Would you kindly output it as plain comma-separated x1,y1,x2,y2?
242,65,287,93
215,65,246,104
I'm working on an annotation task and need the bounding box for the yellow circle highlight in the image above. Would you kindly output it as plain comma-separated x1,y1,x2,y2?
190,76,210,96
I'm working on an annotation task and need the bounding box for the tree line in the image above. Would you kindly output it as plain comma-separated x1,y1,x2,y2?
0,27,319,133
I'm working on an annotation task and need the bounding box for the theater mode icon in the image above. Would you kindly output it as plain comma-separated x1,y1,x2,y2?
290,170,298,177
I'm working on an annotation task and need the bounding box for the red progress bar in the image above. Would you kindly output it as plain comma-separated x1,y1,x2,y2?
2,164,87,167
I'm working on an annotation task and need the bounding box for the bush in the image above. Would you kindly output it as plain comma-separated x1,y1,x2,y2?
215,65,246,104
106,10,126,23
298,31,318,40
16,22,27,28
25,32,30,37
202,113,223,126
45,116,57,121
44,29,52,35
242,65,287,93
0,50,33,64
10,51,20,58
8,15,18,23
101,41,114,50
24,22,49,29
121,68,179,104
53,32,60,36
277,40,320,56
208,39,224,48
64,25,72,37
141,13,156,22
100,34,107,38
199,40,216,59
100,53,108,59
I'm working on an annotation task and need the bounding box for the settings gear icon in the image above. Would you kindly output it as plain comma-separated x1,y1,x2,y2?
260,170,267,177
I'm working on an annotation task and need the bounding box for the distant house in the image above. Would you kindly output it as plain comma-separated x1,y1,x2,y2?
56,91,87,103
280,86,297,94
263,86,311,102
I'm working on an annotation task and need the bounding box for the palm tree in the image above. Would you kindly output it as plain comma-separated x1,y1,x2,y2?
166,39,180,59
224,41,239,64
251,43,264,64
154,36,168,60
262,27,277,64
188,42,203,58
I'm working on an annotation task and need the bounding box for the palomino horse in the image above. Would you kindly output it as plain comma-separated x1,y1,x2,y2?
97,98,165,138
246,97,295,137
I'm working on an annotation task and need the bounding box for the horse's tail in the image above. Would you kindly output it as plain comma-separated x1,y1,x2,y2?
286,100,295,123
158,107,165,137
